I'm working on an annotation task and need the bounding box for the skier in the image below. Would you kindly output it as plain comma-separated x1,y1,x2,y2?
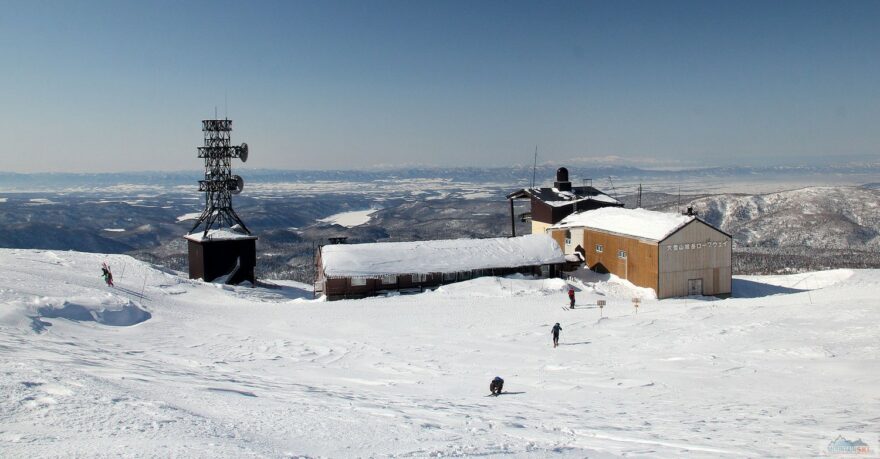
551,322,562,348
568,287,575,309
489,376,504,395
101,263,114,287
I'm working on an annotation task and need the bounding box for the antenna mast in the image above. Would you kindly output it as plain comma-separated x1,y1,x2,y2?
189,118,251,236
607,176,619,201
531,145,538,188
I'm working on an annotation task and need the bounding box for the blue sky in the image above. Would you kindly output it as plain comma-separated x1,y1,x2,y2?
1,0,878,172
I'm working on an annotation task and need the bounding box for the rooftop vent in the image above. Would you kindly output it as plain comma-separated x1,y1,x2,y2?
554,167,572,191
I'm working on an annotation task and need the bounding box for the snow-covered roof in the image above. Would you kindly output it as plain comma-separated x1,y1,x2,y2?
507,186,622,207
551,207,696,241
320,234,565,278
184,225,257,242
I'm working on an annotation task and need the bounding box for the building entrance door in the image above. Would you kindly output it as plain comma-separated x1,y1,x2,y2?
688,278,703,296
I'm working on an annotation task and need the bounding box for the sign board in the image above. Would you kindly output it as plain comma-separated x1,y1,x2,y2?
632,298,641,304
597,300,606,307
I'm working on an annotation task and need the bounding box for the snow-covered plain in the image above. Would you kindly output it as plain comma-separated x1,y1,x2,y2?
1,249,878,457
317,209,379,228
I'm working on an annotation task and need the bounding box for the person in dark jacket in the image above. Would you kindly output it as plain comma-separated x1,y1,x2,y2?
568,287,575,308
489,376,504,395
551,322,562,348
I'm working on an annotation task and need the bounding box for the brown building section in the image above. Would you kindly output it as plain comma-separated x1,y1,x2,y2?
549,218,731,299
506,167,622,236
581,231,659,293
314,259,559,301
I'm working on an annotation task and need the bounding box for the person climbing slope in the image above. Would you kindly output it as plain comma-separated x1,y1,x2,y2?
551,322,562,348
489,376,504,395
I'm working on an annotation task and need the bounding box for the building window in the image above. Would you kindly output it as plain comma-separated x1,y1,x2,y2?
595,244,604,253
351,277,367,286
411,273,427,283
564,230,572,246
443,272,456,281
381,275,396,285
617,250,627,259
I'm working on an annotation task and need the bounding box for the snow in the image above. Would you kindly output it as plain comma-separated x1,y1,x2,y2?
0,197,7,203
176,212,203,222
553,207,696,241
1,248,878,457
544,194,622,208
460,191,494,199
320,234,565,277
102,228,125,232
183,225,256,242
317,208,379,227
27,198,57,205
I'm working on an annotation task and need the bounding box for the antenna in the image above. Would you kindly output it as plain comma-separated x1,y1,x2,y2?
189,118,252,236
678,186,681,213
607,176,619,201
531,145,538,188
637,183,642,208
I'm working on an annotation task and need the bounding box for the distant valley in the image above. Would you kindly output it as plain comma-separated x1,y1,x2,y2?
1,165,878,284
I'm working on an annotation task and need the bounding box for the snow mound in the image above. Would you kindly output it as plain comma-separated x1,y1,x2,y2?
33,295,151,331
430,276,568,298
568,267,658,300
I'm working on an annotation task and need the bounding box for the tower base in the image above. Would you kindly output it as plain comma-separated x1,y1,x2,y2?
185,232,257,285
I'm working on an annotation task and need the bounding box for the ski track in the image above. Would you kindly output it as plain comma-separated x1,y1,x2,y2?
0,249,878,457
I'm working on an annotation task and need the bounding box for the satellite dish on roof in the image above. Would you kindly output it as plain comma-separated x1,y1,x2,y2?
239,143,248,162
230,175,244,194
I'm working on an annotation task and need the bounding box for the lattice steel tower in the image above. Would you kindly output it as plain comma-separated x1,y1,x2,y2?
189,119,250,236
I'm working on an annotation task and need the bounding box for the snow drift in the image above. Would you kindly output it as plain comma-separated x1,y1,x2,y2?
0,248,878,458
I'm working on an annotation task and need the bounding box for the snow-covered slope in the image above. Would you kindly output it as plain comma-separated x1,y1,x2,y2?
1,249,878,457
675,186,880,249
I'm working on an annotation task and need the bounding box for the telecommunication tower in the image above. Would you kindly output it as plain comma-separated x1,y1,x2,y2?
189,119,250,236
184,118,257,285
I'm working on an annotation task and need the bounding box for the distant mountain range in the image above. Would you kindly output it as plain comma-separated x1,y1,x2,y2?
665,187,880,250
2,162,879,191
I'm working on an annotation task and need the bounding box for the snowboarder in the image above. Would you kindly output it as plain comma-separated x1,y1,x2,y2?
489,376,504,395
568,287,575,309
101,263,114,287
551,322,562,348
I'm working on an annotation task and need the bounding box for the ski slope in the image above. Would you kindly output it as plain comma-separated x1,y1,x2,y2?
0,249,878,457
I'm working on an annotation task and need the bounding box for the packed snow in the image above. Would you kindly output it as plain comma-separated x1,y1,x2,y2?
176,212,203,222
317,209,379,227
320,234,565,277
1,249,878,457
183,225,256,242
554,207,696,241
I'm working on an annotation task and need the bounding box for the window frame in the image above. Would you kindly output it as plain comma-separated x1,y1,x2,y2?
350,277,367,286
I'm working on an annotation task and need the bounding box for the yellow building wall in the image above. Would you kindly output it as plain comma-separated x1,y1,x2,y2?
658,221,732,298
581,229,659,294
532,220,551,235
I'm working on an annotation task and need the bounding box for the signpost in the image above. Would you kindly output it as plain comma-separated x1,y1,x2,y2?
632,297,641,315
597,299,606,318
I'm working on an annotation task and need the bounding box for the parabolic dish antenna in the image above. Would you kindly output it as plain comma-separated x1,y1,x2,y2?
239,143,249,162
230,175,244,194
